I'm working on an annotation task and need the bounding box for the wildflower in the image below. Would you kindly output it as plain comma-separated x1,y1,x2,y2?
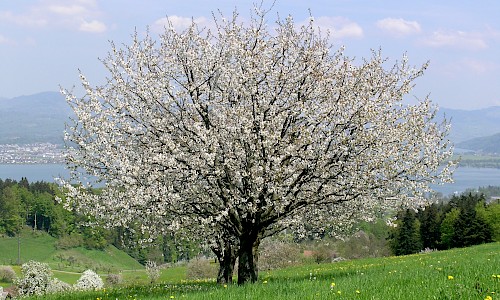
263,280,268,284
485,296,492,300
170,296,175,299
223,284,227,288
337,290,342,295
356,290,361,294
447,275,454,280
330,282,336,289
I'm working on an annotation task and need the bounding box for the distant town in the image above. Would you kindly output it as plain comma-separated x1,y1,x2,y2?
0,143,64,164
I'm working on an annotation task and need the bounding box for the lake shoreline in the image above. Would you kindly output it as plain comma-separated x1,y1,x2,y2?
1,164,499,196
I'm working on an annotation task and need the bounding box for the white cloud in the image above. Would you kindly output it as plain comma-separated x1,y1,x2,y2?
421,30,488,50
376,18,421,37
0,0,106,33
79,19,106,33
48,4,88,16
311,16,363,39
0,10,48,27
153,15,210,33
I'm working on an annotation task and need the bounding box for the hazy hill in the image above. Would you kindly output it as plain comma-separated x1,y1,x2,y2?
439,107,500,143
456,133,500,154
0,92,71,144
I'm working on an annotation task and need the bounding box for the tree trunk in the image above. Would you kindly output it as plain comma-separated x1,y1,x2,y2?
237,232,261,285
216,240,237,284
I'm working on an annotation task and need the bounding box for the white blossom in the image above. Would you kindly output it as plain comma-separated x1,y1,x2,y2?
74,269,104,291
61,7,454,284
15,261,53,297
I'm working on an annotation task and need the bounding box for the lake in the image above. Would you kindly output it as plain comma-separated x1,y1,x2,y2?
0,164,499,196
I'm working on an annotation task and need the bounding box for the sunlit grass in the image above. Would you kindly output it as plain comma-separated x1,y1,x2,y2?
23,242,499,299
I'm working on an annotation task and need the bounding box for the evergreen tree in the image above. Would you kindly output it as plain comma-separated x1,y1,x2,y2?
391,209,422,255
418,203,441,249
450,193,493,248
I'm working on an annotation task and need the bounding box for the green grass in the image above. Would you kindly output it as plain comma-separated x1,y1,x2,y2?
0,229,142,273
0,231,57,265
22,242,500,300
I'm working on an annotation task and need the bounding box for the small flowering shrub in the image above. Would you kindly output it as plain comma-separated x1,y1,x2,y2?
0,266,16,283
145,261,161,283
258,240,302,270
186,258,217,280
0,286,7,300
15,260,52,296
74,269,103,291
105,273,123,286
46,278,72,294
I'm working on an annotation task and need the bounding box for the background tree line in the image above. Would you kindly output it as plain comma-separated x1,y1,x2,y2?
0,178,199,265
2,177,499,264
389,192,499,256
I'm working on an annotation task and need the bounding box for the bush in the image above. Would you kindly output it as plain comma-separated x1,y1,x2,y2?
258,239,302,270
55,234,84,250
186,258,217,280
46,278,72,294
312,244,338,263
105,273,123,286
337,230,390,259
74,269,103,291
145,261,161,283
0,286,7,300
0,266,16,283
15,260,52,297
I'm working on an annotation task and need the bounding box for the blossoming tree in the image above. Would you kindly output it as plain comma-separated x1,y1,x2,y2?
61,9,454,284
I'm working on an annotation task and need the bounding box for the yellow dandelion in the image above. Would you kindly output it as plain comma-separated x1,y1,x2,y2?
170,296,175,299
337,290,342,295
223,284,228,288
263,280,268,284
356,290,361,294
330,282,336,289
447,275,454,280
485,296,492,300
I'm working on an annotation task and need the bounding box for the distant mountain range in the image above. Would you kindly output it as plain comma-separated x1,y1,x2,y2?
0,92,71,144
0,92,499,152
439,107,500,144
456,133,500,154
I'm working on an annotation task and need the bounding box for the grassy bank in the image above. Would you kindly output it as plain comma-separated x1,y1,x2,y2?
0,229,142,274
23,242,499,300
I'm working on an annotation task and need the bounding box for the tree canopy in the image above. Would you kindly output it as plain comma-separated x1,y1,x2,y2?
61,8,454,284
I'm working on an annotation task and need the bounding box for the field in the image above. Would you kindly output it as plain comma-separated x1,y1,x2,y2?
0,229,142,278
18,242,499,300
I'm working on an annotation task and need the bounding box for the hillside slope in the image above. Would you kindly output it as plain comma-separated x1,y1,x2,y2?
0,92,71,144
0,230,143,273
439,106,500,143
457,133,500,154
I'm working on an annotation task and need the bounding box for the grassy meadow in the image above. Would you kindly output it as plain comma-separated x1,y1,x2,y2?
0,229,142,276
18,242,499,300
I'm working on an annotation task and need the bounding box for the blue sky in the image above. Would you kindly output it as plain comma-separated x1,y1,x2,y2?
1,0,499,109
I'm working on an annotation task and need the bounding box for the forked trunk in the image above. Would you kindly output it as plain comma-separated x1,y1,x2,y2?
237,232,261,285
216,240,237,284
